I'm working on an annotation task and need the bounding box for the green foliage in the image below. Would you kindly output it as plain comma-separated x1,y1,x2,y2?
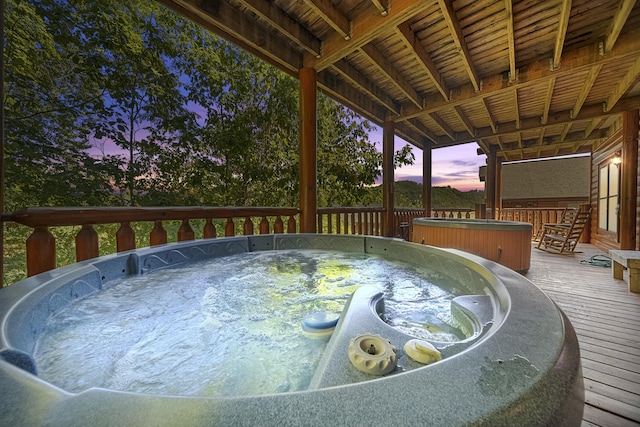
366,181,485,209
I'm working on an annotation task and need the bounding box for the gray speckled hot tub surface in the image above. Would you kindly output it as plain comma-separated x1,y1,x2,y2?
0,234,583,426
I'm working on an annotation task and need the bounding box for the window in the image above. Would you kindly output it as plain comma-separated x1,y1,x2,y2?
598,161,619,232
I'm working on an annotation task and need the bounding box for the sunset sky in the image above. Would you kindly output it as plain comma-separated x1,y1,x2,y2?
369,126,486,192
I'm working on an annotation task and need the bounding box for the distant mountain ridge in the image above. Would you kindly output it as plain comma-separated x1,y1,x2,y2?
368,180,485,209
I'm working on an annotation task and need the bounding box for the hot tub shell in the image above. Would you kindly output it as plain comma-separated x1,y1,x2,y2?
412,218,533,273
0,234,583,426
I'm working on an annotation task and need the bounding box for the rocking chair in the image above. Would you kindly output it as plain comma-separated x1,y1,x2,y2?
536,207,591,254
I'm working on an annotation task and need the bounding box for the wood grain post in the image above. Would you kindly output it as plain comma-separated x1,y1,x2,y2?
75,224,99,262
383,118,395,237
203,219,216,239
26,227,56,277
150,220,167,246
116,222,136,252
486,145,498,219
274,216,284,234
621,109,639,250
299,67,317,233
243,217,254,235
177,219,194,241
422,140,432,217
225,218,235,237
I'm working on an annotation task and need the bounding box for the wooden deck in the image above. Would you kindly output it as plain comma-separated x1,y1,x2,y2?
525,243,640,426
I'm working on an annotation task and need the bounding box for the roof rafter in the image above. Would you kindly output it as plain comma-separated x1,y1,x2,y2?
571,64,602,118
452,106,474,136
604,0,637,54
437,0,481,92
481,98,498,133
541,77,556,125
330,60,401,114
156,0,302,75
301,0,351,40
307,0,432,70
236,0,322,58
360,43,423,108
504,0,516,82
605,55,640,112
428,112,455,140
552,0,572,70
395,22,450,101
432,95,640,146
370,0,390,16
396,30,640,121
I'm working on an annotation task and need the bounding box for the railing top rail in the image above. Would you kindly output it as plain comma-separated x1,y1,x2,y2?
317,207,385,214
4,206,300,228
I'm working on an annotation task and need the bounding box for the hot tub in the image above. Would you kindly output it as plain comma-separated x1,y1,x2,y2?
412,218,533,273
0,234,582,426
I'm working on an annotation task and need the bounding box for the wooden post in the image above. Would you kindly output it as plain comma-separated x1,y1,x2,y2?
0,2,4,286
75,224,99,262
203,219,216,239
177,219,194,241
150,220,167,246
116,222,136,252
299,67,317,233
486,146,498,219
496,157,503,219
383,119,395,237
422,140,432,217
621,109,639,250
26,227,56,277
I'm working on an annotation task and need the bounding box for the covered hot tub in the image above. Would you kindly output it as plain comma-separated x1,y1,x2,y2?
412,218,532,273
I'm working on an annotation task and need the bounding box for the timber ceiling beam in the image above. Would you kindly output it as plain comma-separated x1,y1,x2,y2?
360,43,423,108
430,95,640,146
481,98,498,133
552,0,572,70
604,0,637,54
157,0,302,75
302,0,351,40
604,55,640,112
330,60,401,114
428,112,455,140
307,0,432,70
437,0,481,92
504,0,516,82
370,0,390,16
452,106,474,136
395,22,450,101
571,65,602,118
236,0,322,58
541,77,555,125
396,29,640,121
317,70,388,124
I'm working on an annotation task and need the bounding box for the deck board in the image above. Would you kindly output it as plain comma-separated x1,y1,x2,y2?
525,243,640,426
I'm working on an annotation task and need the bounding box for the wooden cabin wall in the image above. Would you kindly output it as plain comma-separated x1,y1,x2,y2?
590,130,640,251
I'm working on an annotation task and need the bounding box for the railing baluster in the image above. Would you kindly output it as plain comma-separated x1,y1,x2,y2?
259,216,270,234
274,216,284,234
150,220,167,246
177,219,195,241
76,224,99,262
225,218,235,237
336,213,341,234
116,222,135,252
327,213,333,234
203,219,216,239
243,217,254,235
287,215,296,233
26,227,56,277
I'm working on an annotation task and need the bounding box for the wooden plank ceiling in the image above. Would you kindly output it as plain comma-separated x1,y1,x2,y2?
156,0,640,161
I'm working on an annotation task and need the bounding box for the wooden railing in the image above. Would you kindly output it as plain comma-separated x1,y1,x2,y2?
317,207,385,236
499,207,581,239
4,205,490,281
6,207,300,278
